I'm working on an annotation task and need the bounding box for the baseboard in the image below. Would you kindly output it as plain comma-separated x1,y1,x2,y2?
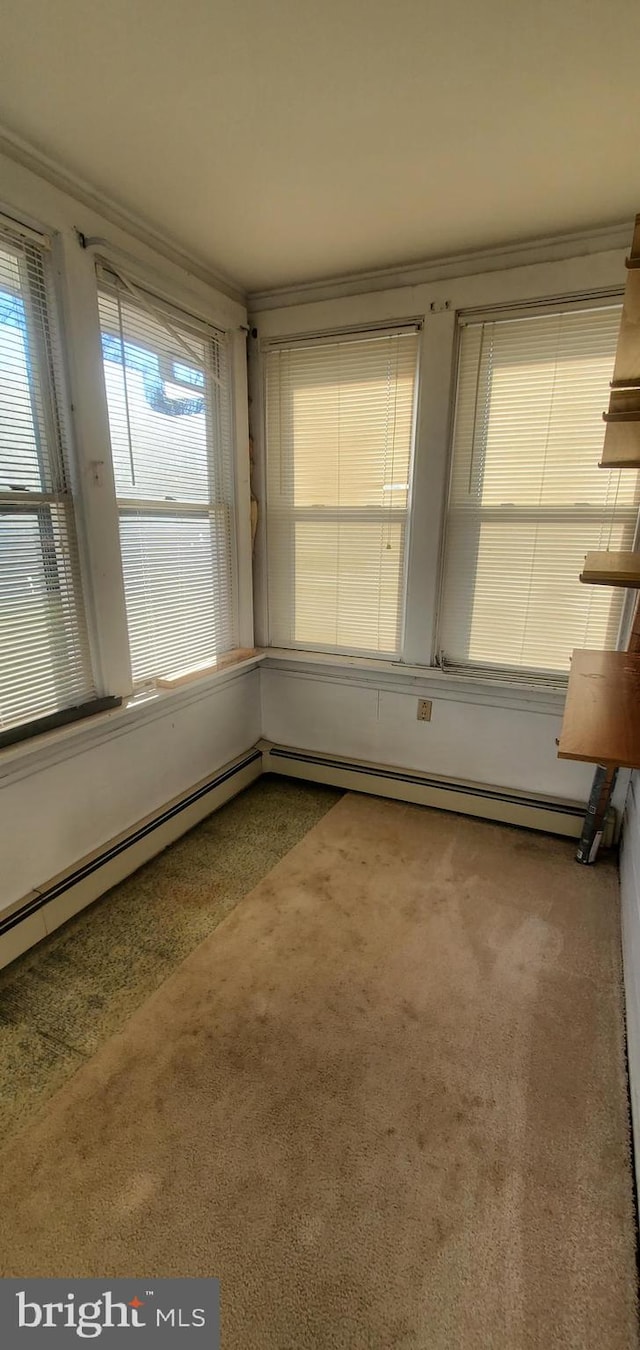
0,748,262,970
620,778,640,1206
0,739,607,973
260,740,601,841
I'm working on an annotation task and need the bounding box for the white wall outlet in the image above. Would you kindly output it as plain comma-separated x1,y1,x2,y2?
417,698,432,722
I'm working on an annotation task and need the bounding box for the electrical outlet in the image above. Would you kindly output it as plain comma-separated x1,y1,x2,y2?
417,698,432,722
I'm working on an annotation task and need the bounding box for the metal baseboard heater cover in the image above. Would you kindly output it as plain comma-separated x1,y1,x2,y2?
1,740,612,970
0,748,262,968
260,741,612,843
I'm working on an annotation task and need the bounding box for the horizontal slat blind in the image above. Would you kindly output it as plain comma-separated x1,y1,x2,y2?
98,275,237,684
265,330,419,655
0,224,94,732
438,304,639,683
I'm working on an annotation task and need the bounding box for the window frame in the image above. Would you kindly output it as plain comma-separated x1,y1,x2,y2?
97,269,241,687
0,217,119,746
262,322,422,660
0,194,253,762
433,291,637,686
252,263,634,693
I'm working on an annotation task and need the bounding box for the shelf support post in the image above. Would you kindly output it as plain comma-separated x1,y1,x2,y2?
628,593,640,652
576,764,618,864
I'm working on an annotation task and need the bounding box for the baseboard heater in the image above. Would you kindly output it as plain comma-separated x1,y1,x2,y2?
1,740,612,970
0,748,262,969
260,741,611,843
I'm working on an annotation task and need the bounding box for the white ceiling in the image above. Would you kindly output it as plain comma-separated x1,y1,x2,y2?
1,0,639,295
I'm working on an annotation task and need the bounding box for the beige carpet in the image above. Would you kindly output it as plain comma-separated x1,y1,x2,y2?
0,794,636,1348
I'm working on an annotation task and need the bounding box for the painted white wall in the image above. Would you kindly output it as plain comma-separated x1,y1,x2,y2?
2,668,261,909
261,668,596,801
620,775,640,1198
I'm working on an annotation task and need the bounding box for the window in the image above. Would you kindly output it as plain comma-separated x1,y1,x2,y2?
265,327,419,656
438,304,640,683
0,220,97,743
98,272,237,685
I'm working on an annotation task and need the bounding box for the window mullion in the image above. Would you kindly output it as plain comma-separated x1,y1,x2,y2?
403,309,457,665
55,233,133,699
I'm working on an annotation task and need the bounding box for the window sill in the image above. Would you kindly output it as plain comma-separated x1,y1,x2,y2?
259,648,568,714
0,651,264,785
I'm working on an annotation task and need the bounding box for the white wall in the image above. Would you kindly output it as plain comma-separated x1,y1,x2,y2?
2,667,261,910
261,667,596,801
620,775,640,1197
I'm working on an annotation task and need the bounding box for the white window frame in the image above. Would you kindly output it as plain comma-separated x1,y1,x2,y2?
262,322,421,659
96,267,242,687
433,291,634,684
253,311,453,667
0,184,254,762
251,251,631,701
0,216,105,742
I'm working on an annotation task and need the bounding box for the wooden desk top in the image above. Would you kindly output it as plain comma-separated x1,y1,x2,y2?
558,648,640,769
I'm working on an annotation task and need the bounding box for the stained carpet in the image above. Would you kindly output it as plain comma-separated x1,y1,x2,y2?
0,777,341,1137
0,793,636,1348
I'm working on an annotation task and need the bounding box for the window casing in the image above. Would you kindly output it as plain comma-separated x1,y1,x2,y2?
264,327,420,657
437,302,640,684
98,271,238,686
0,222,97,743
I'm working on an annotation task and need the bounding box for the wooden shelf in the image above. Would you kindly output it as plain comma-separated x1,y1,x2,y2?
601,213,640,462
580,551,640,587
610,246,640,390
599,418,640,468
554,219,640,856
627,214,640,269
558,649,640,768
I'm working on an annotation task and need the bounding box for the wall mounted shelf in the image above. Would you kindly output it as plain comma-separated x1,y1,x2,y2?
558,649,640,770
579,551,640,587
558,214,640,861
599,420,640,468
610,217,640,389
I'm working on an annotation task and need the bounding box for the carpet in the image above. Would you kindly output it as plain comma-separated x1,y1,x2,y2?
0,794,636,1348
0,778,341,1137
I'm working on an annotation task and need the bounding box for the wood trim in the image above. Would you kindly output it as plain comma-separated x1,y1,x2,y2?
156,648,258,689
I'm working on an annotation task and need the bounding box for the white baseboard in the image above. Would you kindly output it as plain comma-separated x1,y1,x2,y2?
1,740,606,972
0,748,262,971
259,740,600,841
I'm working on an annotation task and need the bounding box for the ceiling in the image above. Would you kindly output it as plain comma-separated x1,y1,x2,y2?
1,0,639,295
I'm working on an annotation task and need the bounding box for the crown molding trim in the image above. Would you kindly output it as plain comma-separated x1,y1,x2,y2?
249,219,634,312
0,124,247,306
0,124,632,320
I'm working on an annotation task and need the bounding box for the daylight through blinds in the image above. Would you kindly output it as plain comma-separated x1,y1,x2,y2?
265,329,419,655
0,224,94,732
437,304,639,682
98,273,237,684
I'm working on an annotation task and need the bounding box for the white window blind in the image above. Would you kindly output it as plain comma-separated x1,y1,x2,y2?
265,328,419,656
98,272,237,685
438,304,640,683
0,222,95,739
